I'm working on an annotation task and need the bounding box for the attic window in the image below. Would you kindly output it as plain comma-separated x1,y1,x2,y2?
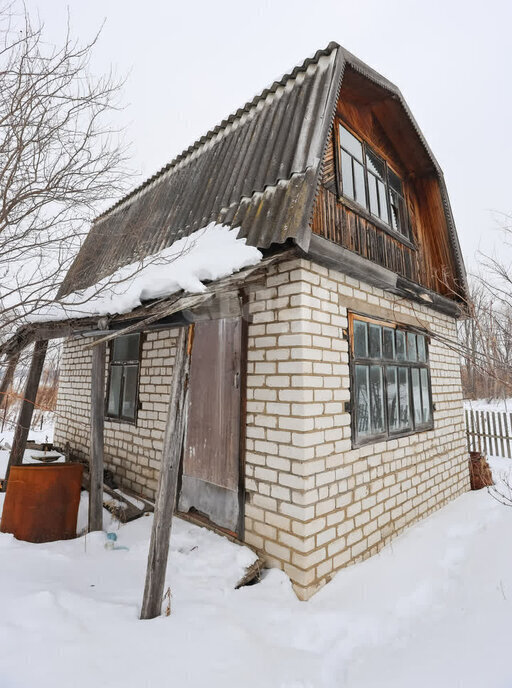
339,124,409,238
106,333,141,422
349,313,433,445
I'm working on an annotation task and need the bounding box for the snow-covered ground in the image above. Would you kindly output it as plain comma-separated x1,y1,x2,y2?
0,445,512,687
465,397,512,413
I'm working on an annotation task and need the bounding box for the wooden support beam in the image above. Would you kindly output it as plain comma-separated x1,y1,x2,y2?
0,353,19,412
4,340,48,488
140,325,192,620
89,339,106,532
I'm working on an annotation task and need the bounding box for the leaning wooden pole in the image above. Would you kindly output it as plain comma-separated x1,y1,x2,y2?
140,325,192,620
0,353,20,420
89,340,106,532
4,340,48,488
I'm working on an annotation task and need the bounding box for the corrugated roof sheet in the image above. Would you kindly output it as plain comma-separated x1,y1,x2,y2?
60,43,343,295
60,42,467,298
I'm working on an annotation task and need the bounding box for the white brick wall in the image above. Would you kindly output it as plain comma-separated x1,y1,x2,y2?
54,329,179,500
54,256,469,600
244,257,469,600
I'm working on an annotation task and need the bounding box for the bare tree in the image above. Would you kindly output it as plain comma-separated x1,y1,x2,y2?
458,216,512,401
0,3,131,341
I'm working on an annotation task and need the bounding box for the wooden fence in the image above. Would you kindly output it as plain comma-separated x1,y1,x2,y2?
465,409,512,459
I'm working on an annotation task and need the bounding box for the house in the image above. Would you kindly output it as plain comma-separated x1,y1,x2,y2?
3,43,470,601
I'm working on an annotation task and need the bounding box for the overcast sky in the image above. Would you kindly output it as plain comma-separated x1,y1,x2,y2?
25,0,512,273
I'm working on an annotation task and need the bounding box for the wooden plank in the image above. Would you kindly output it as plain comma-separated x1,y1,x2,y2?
491,411,498,457
82,468,145,523
504,413,511,459
89,340,106,532
3,340,48,488
474,411,481,453
497,412,505,458
140,325,191,620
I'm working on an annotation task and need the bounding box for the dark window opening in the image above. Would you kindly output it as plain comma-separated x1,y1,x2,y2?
350,314,433,444
339,123,410,239
106,333,141,422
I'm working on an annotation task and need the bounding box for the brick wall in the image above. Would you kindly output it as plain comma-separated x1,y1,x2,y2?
243,257,469,600
54,256,469,600
54,329,179,500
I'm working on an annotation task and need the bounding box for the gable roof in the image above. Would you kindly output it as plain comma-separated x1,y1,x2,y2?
60,43,467,299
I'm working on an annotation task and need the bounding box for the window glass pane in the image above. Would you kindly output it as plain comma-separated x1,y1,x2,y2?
370,365,385,433
353,320,368,358
386,366,399,431
420,368,431,423
417,335,427,362
368,324,382,359
377,179,388,222
407,333,417,361
122,365,138,419
411,368,422,425
368,174,379,217
396,330,406,361
107,365,122,416
353,160,366,206
341,150,354,200
389,189,399,231
113,334,140,362
355,365,370,436
389,190,407,236
398,367,411,430
340,125,363,161
366,149,385,181
383,327,395,359
388,168,403,195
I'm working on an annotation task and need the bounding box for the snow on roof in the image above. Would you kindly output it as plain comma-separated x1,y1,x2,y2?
29,224,262,323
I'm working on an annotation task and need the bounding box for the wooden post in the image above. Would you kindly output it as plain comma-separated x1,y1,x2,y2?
4,340,48,487
0,353,19,432
89,339,106,532
140,326,191,620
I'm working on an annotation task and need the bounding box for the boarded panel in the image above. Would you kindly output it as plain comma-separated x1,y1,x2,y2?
178,317,242,532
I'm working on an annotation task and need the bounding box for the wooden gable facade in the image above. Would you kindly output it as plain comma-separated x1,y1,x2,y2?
311,64,463,301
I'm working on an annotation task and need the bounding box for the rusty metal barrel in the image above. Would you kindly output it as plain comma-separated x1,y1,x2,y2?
0,463,83,542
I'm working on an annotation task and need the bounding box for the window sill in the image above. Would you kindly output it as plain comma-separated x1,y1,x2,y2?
105,415,138,427
352,422,435,449
337,195,417,251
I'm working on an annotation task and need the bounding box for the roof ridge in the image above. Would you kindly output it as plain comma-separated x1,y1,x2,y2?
94,42,340,222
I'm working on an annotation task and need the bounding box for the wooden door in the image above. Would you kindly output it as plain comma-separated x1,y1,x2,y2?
178,317,243,534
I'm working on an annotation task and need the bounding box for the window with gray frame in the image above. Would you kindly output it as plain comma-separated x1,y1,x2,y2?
106,333,141,422
339,123,409,239
350,314,433,444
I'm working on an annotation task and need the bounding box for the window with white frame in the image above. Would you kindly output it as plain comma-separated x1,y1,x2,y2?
338,123,410,239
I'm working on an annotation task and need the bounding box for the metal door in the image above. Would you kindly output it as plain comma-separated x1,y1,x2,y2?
178,317,242,533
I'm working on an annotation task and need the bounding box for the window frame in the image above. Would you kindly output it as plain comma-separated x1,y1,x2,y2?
105,333,142,424
348,312,434,447
335,120,413,245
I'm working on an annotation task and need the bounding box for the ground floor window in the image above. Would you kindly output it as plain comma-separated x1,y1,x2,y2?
106,333,141,422
349,313,433,444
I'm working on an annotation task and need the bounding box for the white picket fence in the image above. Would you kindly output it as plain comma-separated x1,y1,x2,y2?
465,408,512,459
